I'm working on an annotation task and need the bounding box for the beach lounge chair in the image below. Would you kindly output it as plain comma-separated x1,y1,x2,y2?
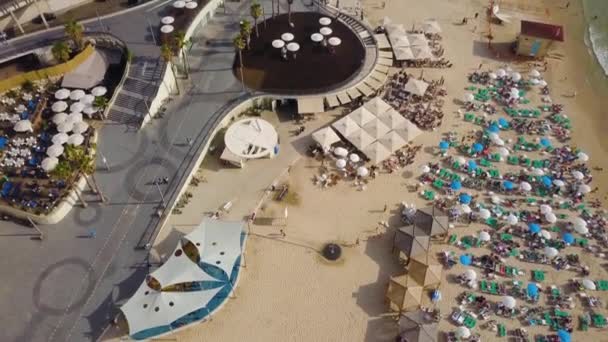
463,314,476,328
592,313,607,327
486,217,498,228
448,234,458,245
500,233,512,241
464,113,475,122
423,190,436,201
580,315,590,331
532,270,545,282
507,156,519,165
480,280,488,292
498,324,506,337
597,280,608,291
480,158,491,167
433,179,444,189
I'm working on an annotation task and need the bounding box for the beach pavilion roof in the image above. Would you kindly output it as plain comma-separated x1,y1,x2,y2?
224,118,278,159
347,129,375,150
363,118,390,140
332,116,361,137
377,108,407,129
386,23,406,37
412,45,434,60
391,35,411,48
393,225,430,259
363,97,392,116
406,33,428,47
362,140,392,164
378,130,407,152
393,46,415,61
348,106,376,126
398,310,438,342
393,120,422,142
408,254,442,288
312,126,341,149
404,78,429,97
387,274,423,312
149,241,216,289
412,206,449,237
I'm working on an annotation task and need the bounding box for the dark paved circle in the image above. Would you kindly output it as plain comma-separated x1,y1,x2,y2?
124,157,177,201
322,243,342,261
74,204,103,226
32,258,95,315
235,12,365,94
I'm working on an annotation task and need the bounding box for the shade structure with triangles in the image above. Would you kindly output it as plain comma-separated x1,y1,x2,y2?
407,254,442,289
398,309,438,342
363,118,390,139
311,127,341,149
378,130,407,152
363,140,392,164
377,108,407,129
348,106,376,126
393,225,430,260
421,19,441,34
394,46,415,61
412,45,434,60
332,116,361,137
406,33,429,47
347,129,375,150
386,274,424,313
363,97,391,116
411,206,449,237
404,78,429,97
393,120,422,142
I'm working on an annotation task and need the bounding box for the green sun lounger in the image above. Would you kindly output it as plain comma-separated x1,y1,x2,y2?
423,190,435,201
433,179,444,189
580,315,590,331
532,270,545,282
498,324,506,337
464,113,475,122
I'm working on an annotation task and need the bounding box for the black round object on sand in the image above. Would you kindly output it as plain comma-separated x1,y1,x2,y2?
322,243,342,261
234,12,365,94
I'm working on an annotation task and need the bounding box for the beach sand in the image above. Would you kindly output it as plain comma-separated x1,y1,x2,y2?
112,1,608,341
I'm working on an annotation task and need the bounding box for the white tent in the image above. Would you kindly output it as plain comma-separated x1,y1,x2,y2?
348,107,376,126
412,45,434,60
378,130,407,152
393,120,422,142
403,78,429,97
377,108,406,129
363,141,391,164
311,127,341,149
363,97,392,116
224,118,278,159
347,129,375,150
390,35,411,48
363,118,390,139
406,33,428,47
150,242,216,288
332,116,361,137
393,46,415,61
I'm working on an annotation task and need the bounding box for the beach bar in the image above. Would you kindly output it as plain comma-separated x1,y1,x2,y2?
516,20,564,57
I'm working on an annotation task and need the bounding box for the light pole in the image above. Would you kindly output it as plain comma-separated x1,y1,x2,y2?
156,183,166,208
98,150,110,171
146,16,158,45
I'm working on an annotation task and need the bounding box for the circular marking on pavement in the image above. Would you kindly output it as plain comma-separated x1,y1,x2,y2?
124,157,177,202
73,204,103,226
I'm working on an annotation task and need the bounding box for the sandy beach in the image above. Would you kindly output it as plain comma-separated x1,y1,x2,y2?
110,1,608,341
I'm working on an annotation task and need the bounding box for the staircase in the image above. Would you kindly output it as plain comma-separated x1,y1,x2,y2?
337,13,376,47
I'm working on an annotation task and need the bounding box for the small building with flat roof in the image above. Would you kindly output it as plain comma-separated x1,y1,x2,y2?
516,20,564,58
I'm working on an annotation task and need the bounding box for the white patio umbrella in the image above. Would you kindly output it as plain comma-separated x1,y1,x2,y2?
510,87,520,97
496,147,510,157
495,68,506,77
356,166,369,177
185,1,197,9
529,69,541,78
575,225,589,235
79,94,95,105
502,296,517,309
349,153,360,163
479,231,491,242
455,327,471,339
328,37,341,46
578,184,591,194
13,120,33,132
68,112,84,123
488,132,499,141
46,144,64,157
539,80,548,87
577,152,589,162
83,105,99,117
454,156,466,164
67,133,84,146
52,112,69,125
520,182,532,192
493,137,505,146
531,168,544,176
461,204,472,214
57,121,74,133
479,208,491,220
52,101,68,112
320,27,332,36
540,229,552,240
545,212,557,223
464,269,477,280
488,72,497,79
511,72,522,81
333,147,348,157
91,86,107,97
544,246,558,258
70,102,85,113
553,179,565,187
336,159,347,169
573,217,587,228
506,214,518,225
41,157,59,171
491,195,501,204
572,170,584,180
173,0,185,8
161,25,174,34
319,17,331,25
69,89,85,101
529,78,540,85
582,279,596,290
540,204,552,214
72,121,89,134
54,88,70,100
286,42,300,52
52,133,69,145
281,32,294,42
161,16,174,25
420,164,431,173
311,33,323,42
463,93,474,102
272,39,285,48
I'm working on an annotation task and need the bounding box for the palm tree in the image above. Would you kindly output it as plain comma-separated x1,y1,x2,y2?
250,2,262,37
51,159,88,207
233,34,246,91
51,41,71,63
161,43,180,95
271,0,275,18
172,31,190,79
93,96,108,110
80,153,106,203
287,0,294,26
65,145,106,203
239,20,252,49
64,20,84,51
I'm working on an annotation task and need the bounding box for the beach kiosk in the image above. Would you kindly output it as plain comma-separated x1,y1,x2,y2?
516,20,564,58
222,118,279,168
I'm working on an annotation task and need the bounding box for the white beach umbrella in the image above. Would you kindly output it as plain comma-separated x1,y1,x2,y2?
79,94,95,105
461,204,472,214
46,144,64,157
577,152,589,162
491,195,502,205
70,102,85,113
488,132,499,141
529,78,540,85
478,231,491,242
13,120,33,132
281,32,294,42
540,204,552,214
529,69,541,78
479,208,491,220
52,133,69,145
502,296,517,309
72,121,89,134
540,229,552,240
286,42,300,52
572,170,584,180
520,182,532,192
67,133,84,146
544,246,558,258
506,214,519,225
320,27,332,36
68,112,84,123
173,0,185,8
573,217,587,229
357,166,369,177
553,179,565,187
455,327,471,339
272,39,285,48
83,105,99,117
496,147,509,157
510,87,520,97
333,147,348,157
582,279,596,290
420,164,431,173
161,16,174,25
349,153,361,163
539,80,548,87
57,121,74,133
511,72,522,81
311,33,323,42
161,25,174,34
464,269,477,280
578,184,591,194
328,37,342,46
319,17,332,25
545,212,557,223
463,93,474,102
69,89,85,101
91,86,107,97
575,225,589,235
41,157,59,171
531,168,544,176
52,101,68,112
454,156,466,164
52,112,68,125
336,158,347,169
185,1,197,9
54,88,70,100
495,68,506,78
488,72,497,79
493,138,505,146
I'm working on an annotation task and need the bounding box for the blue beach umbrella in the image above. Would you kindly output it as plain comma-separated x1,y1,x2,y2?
459,193,472,204
488,124,500,133
557,329,571,342
439,140,449,150
468,160,477,170
451,180,462,191
540,137,552,147
503,181,514,190
541,176,552,187
431,289,442,303
498,117,509,128
459,254,472,266
563,233,575,244
472,143,484,153
528,223,541,234
527,283,538,298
